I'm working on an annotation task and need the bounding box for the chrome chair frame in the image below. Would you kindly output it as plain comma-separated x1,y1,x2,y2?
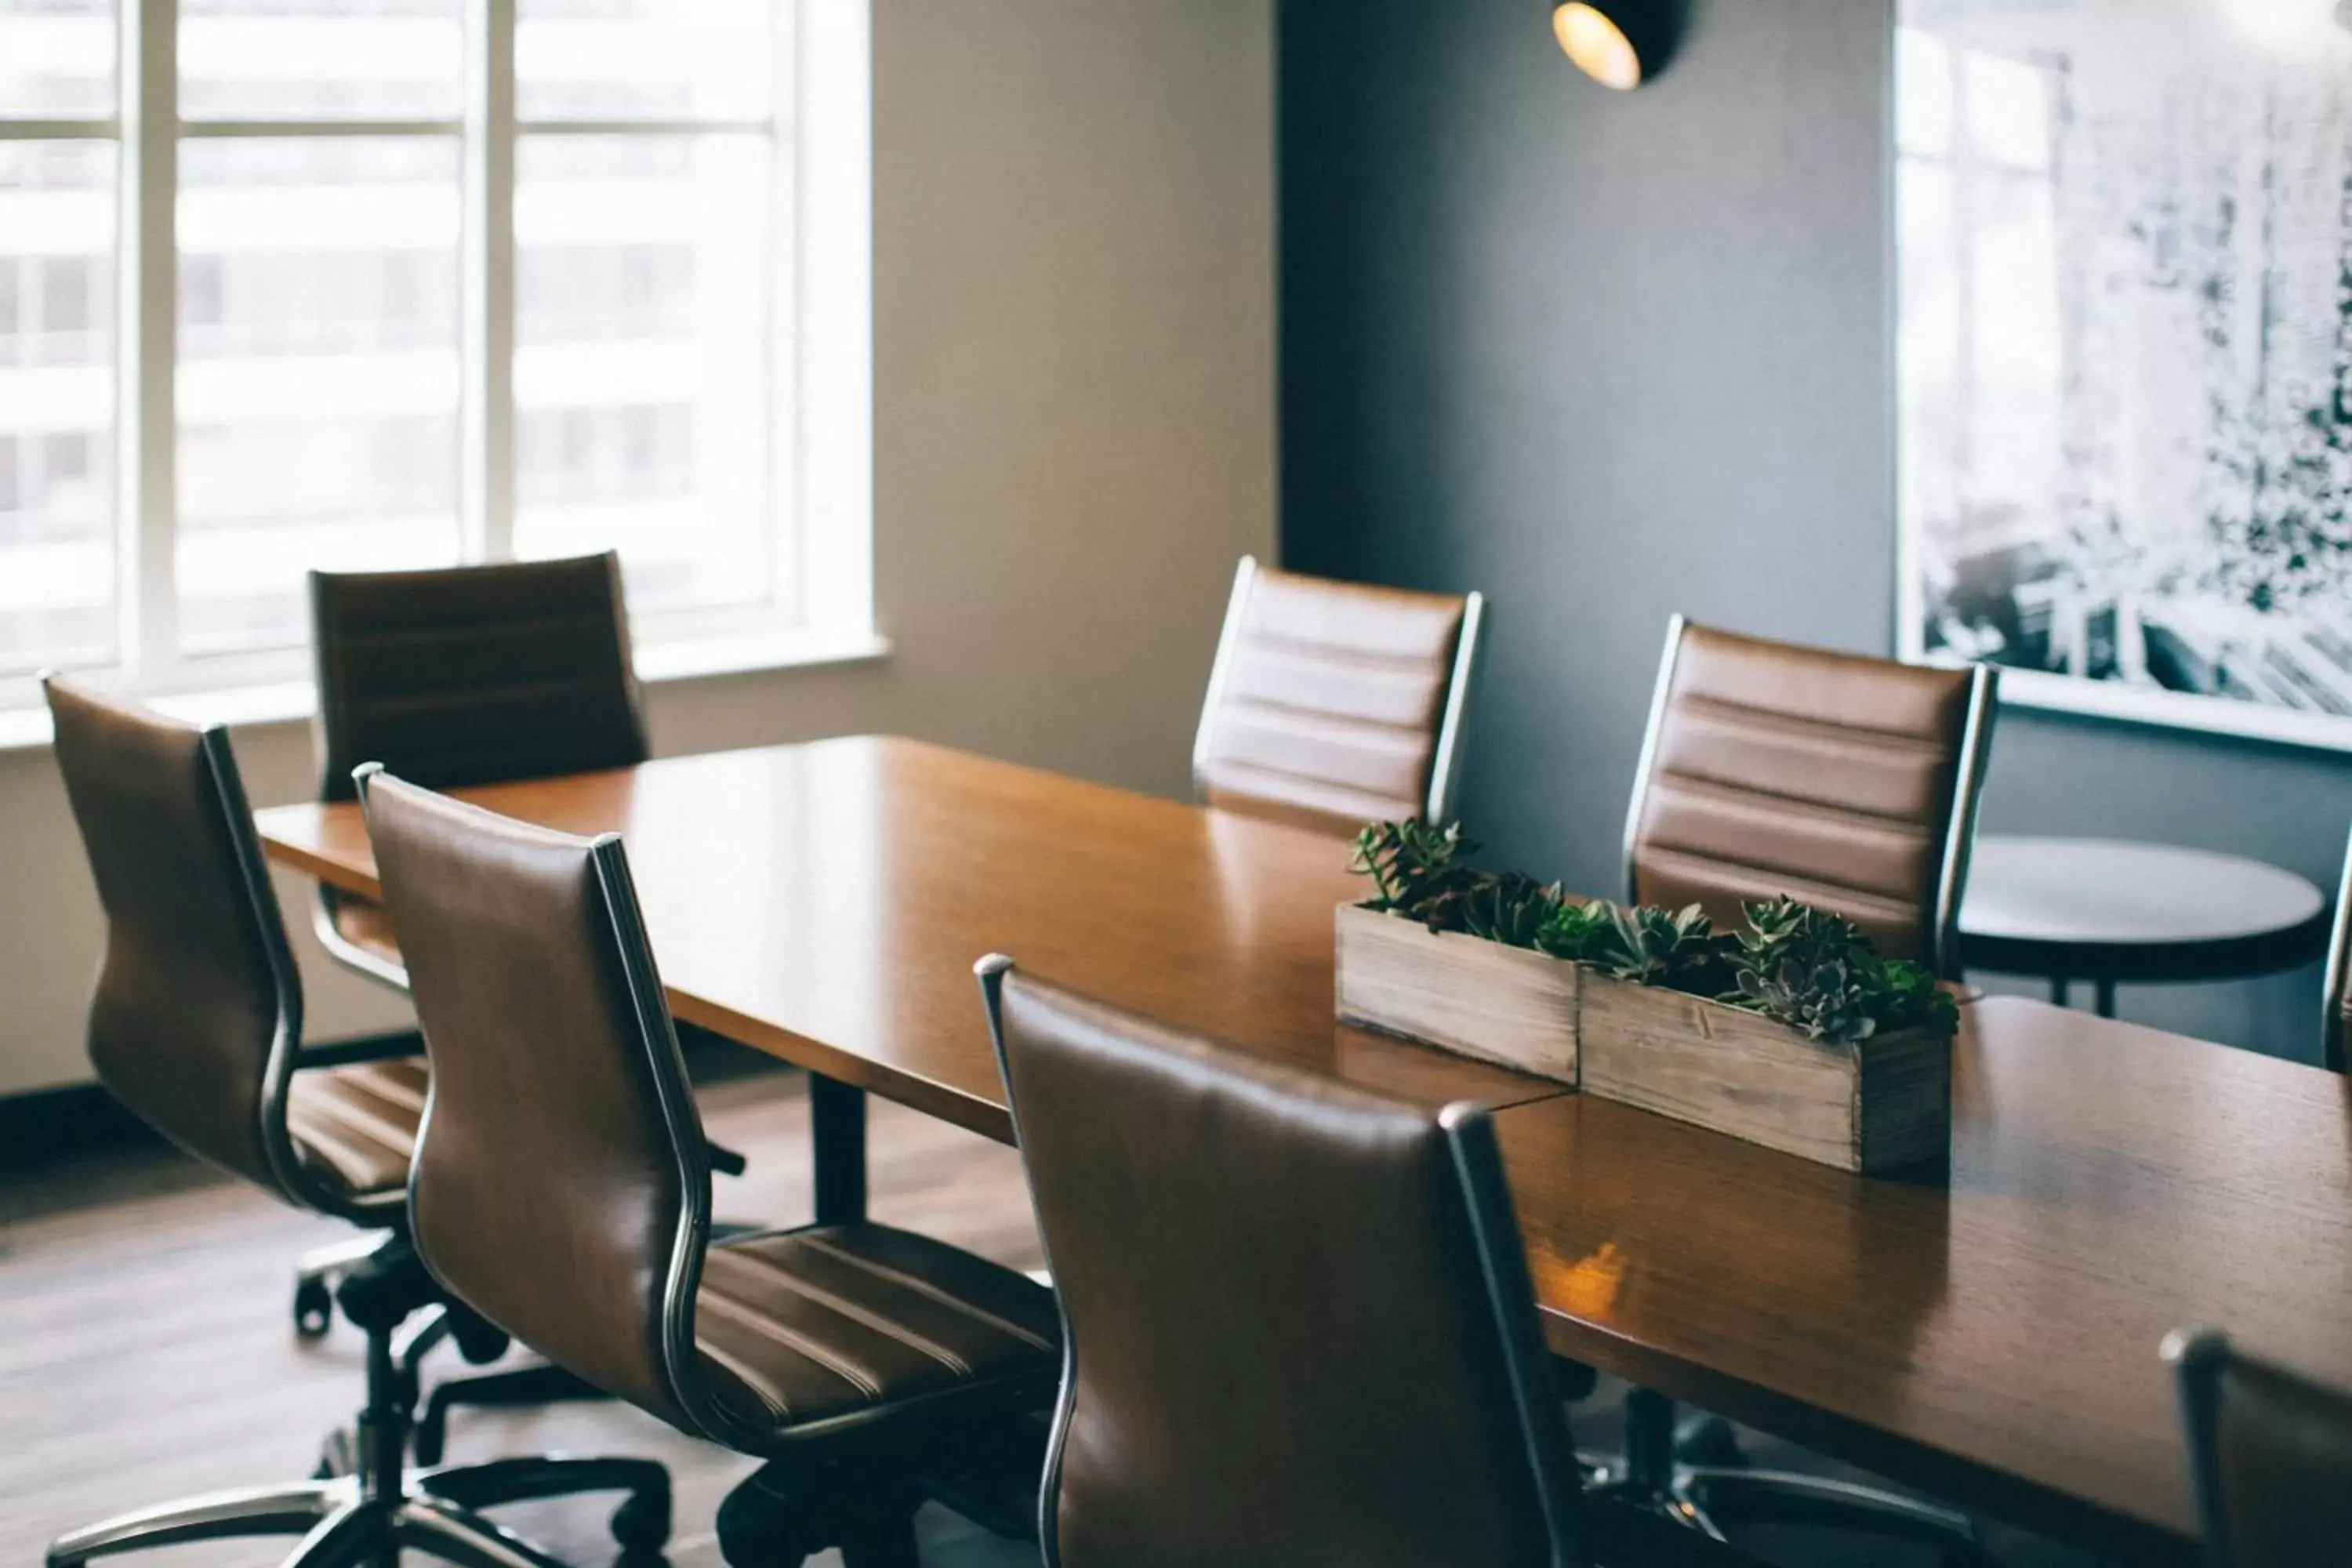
2166,1326,2237,1568
314,888,411,991
556,811,1058,1458
2320,826,2352,1075
1189,554,1490,828
1588,618,1999,1557
595,822,1056,1456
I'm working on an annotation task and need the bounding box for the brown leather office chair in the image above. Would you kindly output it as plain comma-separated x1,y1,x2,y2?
307,550,649,989
358,768,1062,1568
1624,615,1997,976
1603,618,1998,1557
41,676,667,1568
1192,555,1486,837
303,551,749,1372
975,956,1757,1568
2165,1327,2352,1566
2320,828,2352,1074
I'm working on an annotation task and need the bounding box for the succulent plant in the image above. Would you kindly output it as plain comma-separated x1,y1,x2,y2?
1461,871,1563,949
1348,818,1478,914
1410,880,1476,935
1593,901,1733,993
1726,896,1957,1043
1534,896,1615,962
1345,825,1958,1046
1875,959,1956,1034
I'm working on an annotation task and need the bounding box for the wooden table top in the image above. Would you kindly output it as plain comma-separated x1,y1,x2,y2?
1495,994,2352,1562
255,735,1564,1142
257,737,2352,1561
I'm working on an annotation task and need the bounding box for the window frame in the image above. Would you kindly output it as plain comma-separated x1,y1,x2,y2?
0,0,873,714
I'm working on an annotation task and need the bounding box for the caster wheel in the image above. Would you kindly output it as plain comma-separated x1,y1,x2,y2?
314,1428,356,1481
610,1486,673,1554
293,1276,334,1338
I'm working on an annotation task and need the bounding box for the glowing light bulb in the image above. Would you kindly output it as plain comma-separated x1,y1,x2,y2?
1553,3,1644,89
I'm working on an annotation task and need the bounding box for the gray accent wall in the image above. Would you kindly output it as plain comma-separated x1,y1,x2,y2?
1279,0,2352,1057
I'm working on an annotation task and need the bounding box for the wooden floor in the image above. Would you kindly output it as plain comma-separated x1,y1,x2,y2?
0,1068,1045,1568
2,1063,2108,1568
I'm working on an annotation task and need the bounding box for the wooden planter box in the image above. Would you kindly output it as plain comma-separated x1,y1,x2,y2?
1332,902,1953,1174
1334,904,1579,1086
1577,969,1951,1175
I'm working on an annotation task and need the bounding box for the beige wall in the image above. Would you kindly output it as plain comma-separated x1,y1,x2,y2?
0,0,1276,1096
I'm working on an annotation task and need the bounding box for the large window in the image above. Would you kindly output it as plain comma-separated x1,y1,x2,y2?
0,0,869,710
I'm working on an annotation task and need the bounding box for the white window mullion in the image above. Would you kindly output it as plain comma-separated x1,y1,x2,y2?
796,0,872,640
462,0,516,564
177,118,464,140
769,4,800,623
119,0,178,678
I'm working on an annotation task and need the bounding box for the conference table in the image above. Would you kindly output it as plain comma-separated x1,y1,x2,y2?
256,735,2352,1566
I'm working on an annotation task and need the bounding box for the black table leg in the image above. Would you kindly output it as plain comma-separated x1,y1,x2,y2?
2094,978,2117,1019
810,1074,868,1225
2051,976,2071,1008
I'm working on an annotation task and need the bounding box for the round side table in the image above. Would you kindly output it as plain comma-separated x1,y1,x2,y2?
1958,837,2332,1018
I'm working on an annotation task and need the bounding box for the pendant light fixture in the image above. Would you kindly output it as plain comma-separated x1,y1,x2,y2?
1551,1,1682,89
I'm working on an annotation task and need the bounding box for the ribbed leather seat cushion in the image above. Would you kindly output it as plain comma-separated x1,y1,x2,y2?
695,1225,1059,1432
286,1057,430,1196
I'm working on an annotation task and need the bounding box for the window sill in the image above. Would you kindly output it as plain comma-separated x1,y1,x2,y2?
0,627,891,755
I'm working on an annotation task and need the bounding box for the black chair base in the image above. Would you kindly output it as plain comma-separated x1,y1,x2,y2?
1584,1494,1781,1568
56,1240,669,1568
415,1363,609,1468
1587,1388,1991,1566
48,1460,669,1568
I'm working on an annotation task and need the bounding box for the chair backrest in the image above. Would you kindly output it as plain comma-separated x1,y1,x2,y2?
43,676,306,1203
310,552,648,803
2321,826,2352,1073
978,958,1581,1568
1623,616,1995,974
2166,1327,2352,1567
1192,556,1484,837
358,768,716,1438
